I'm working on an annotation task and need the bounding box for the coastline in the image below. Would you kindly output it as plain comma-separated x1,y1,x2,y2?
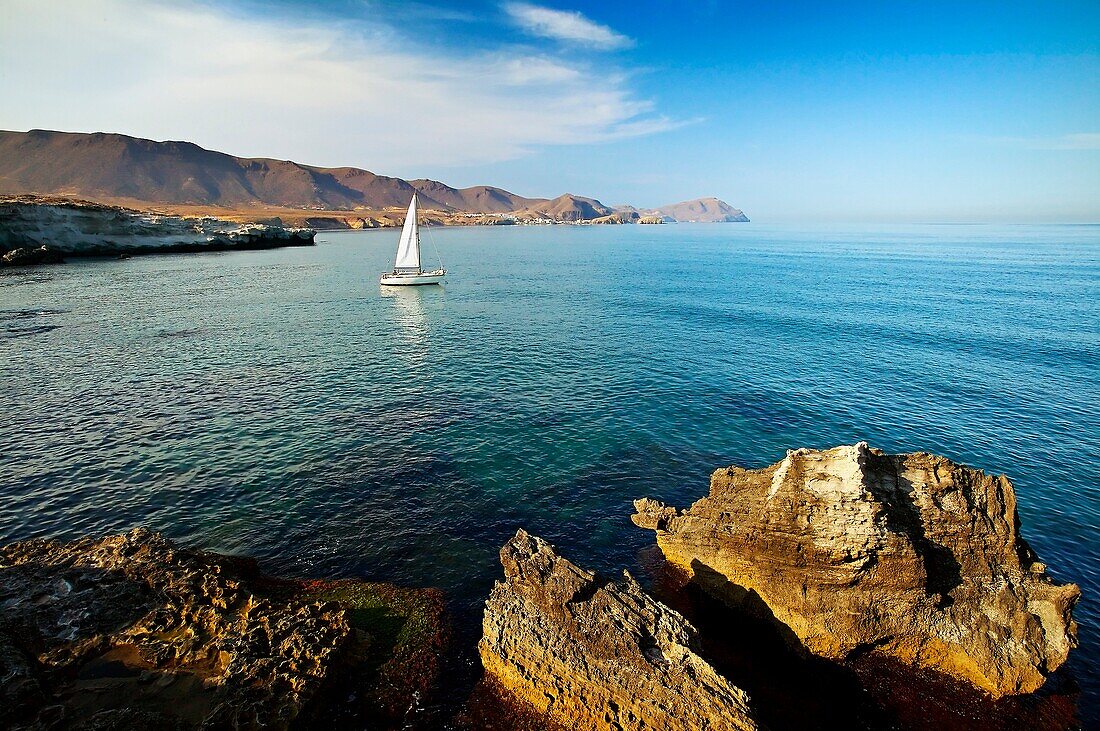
0,196,315,267
1,445,1083,730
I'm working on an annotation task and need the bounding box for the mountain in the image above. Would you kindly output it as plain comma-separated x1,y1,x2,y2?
409,179,544,213
649,197,749,222
514,194,614,222
0,129,459,212
0,130,747,224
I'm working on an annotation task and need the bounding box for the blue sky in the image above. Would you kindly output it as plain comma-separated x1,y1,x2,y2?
1,0,1097,220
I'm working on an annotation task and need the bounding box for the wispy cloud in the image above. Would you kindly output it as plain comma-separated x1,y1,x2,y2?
0,0,670,172
504,2,633,49
986,133,1100,150
1039,133,1100,150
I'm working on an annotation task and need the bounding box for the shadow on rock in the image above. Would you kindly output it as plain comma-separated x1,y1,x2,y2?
646,555,890,731
641,549,1080,731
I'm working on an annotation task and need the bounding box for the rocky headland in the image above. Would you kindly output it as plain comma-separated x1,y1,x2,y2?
632,442,1079,699
0,196,314,267
643,197,749,222
0,529,447,730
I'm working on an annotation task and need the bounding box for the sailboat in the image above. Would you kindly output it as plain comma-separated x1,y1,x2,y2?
380,194,445,286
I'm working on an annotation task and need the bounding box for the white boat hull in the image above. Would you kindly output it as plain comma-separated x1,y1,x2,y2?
380,269,445,286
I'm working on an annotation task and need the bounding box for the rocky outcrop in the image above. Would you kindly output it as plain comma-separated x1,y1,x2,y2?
0,529,447,730
1,244,64,266
479,530,759,731
632,443,1079,698
0,195,314,265
590,213,633,225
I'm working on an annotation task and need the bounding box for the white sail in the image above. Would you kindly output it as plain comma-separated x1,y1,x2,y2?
393,194,421,272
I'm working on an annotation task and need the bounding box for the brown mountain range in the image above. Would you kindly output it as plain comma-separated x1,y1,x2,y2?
0,129,746,224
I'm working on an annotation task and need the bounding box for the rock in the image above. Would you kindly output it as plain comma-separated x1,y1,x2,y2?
1,244,64,266
339,216,381,229
632,443,1079,698
478,530,759,731
0,529,448,730
590,213,628,224
0,195,315,265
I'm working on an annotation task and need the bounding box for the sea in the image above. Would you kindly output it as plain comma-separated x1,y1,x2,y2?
2,223,1097,726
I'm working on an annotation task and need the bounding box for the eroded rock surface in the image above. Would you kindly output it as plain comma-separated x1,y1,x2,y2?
0,196,314,265
632,443,1079,698
479,530,759,731
0,529,447,730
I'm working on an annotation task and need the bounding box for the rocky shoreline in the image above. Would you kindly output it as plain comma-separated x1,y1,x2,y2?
0,530,447,730
0,445,1082,730
0,196,315,267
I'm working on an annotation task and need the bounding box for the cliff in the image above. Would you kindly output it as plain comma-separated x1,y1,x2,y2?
478,530,759,731
0,195,314,266
632,443,1079,698
0,529,448,730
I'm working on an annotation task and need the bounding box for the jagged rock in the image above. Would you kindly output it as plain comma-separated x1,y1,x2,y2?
0,529,447,730
632,443,1079,698
478,530,759,731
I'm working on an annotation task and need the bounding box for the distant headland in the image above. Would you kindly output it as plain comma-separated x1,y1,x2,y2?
0,129,748,228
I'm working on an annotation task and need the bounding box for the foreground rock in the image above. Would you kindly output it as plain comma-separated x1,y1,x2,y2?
479,530,758,731
0,529,447,730
0,196,314,266
632,443,1079,698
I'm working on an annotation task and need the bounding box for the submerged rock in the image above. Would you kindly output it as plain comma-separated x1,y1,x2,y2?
0,195,314,265
0,529,447,730
478,529,759,731
632,443,1079,698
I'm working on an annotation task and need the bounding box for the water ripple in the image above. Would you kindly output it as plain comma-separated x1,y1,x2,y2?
0,224,1097,721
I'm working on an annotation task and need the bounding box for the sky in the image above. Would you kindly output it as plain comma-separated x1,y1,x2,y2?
1,0,1097,221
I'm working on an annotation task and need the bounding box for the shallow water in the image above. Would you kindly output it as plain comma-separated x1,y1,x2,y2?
2,223,1098,723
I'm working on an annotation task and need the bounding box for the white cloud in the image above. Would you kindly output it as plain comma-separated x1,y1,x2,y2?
0,0,670,172
504,2,633,49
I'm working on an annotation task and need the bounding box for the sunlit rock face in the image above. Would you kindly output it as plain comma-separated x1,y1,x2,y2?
479,530,760,731
0,196,313,264
632,443,1079,698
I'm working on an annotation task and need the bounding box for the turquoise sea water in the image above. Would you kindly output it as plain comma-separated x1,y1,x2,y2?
2,223,1098,723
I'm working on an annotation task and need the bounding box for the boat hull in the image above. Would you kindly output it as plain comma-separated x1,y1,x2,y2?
380,269,445,286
